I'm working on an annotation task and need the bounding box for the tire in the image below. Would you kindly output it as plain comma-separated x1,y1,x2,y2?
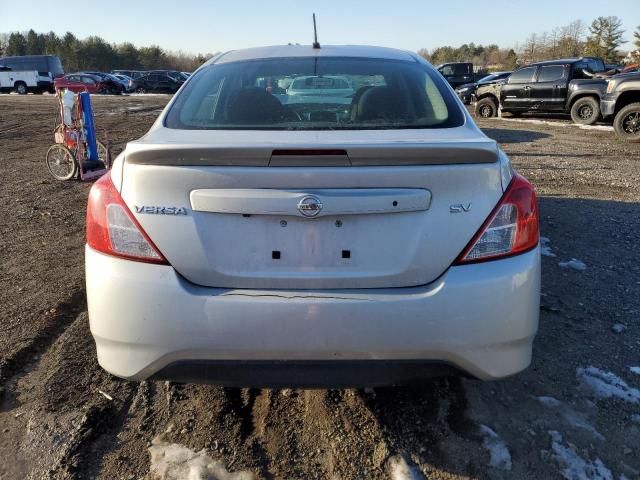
14,82,27,95
570,97,600,125
46,144,77,180
613,102,640,143
136,87,146,94
475,97,498,118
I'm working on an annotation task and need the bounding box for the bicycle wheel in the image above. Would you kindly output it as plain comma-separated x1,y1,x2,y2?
46,144,78,181
97,141,108,163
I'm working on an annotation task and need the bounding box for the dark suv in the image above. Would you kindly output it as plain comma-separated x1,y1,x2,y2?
474,57,609,124
134,72,183,93
436,62,477,89
601,71,640,142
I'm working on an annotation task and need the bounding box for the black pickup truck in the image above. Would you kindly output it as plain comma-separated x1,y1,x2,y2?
473,57,611,125
600,71,640,142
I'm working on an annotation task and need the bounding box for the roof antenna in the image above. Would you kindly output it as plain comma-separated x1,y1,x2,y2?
312,13,321,49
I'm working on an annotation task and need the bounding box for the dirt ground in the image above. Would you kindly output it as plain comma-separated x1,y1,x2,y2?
0,94,639,480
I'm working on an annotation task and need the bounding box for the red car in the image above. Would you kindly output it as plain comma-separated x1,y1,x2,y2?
54,73,104,94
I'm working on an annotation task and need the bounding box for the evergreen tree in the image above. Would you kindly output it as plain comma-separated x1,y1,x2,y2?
505,49,518,70
6,32,27,56
25,29,44,55
585,16,625,63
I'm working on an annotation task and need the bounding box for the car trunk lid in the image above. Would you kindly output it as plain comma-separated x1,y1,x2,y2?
119,128,504,289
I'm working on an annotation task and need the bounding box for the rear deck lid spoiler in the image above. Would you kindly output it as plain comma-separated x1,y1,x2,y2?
124,141,499,166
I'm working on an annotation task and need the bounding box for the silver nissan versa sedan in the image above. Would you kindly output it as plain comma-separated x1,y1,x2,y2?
86,45,540,387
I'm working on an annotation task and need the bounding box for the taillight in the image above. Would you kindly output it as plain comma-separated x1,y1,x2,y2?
86,172,168,264
455,174,538,264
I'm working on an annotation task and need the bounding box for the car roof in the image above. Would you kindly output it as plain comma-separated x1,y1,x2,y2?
67,73,100,78
208,45,417,66
524,57,601,68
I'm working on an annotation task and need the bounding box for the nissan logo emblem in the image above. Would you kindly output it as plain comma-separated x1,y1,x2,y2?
297,196,323,217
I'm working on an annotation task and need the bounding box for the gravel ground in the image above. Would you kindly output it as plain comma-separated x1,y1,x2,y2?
0,95,639,480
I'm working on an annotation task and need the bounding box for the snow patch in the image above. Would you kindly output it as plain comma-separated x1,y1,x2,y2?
497,117,613,132
536,397,604,440
577,366,640,403
629,367,640,375
549,431,612,480
128,92,172,96
540,236,557,257
149,437,254,480
559,258,587,271
479,425,512,471
537,396,563,407
612,324,627,333
387,455,425,480
577,124,615,132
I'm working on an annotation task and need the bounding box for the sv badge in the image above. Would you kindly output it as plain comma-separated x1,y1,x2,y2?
450,203,472,213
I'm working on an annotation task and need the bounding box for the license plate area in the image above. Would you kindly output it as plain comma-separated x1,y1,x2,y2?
203,211,422,276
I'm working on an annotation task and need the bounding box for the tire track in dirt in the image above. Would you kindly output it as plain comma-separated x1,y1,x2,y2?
0,310,137,479
0,289,86,391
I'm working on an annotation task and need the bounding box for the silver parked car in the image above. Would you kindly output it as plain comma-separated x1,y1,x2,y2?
86,45,540,387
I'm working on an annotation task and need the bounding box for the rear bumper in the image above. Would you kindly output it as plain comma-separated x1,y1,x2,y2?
86,245,541,385
149,360,466,388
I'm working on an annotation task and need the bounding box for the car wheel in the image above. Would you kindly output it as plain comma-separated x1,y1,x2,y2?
613,102,640,143
475,98,497,118
136,87,146,94
570,97,600,125
15,82,28,95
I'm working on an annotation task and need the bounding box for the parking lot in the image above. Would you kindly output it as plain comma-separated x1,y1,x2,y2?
0,94,639,479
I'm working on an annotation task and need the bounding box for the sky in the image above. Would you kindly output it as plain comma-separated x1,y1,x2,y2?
0,0,638,55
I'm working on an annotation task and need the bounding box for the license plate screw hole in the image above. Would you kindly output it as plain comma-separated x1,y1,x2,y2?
342,250,351,259
272,251,281,260
280,220,287,227
335,220,342,228
392,201,398,207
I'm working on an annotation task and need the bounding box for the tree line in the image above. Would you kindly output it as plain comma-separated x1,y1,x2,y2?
419,17,639,69
1,17,638,74
0,30,214,72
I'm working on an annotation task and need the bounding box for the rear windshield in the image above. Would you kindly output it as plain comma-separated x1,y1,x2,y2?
165,57,464,130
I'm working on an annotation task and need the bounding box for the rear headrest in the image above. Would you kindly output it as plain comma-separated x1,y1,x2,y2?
355,86,413,122
350,85,374,121
226,87,286,123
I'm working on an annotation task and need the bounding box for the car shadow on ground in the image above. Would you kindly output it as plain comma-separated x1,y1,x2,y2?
481,127,550,144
